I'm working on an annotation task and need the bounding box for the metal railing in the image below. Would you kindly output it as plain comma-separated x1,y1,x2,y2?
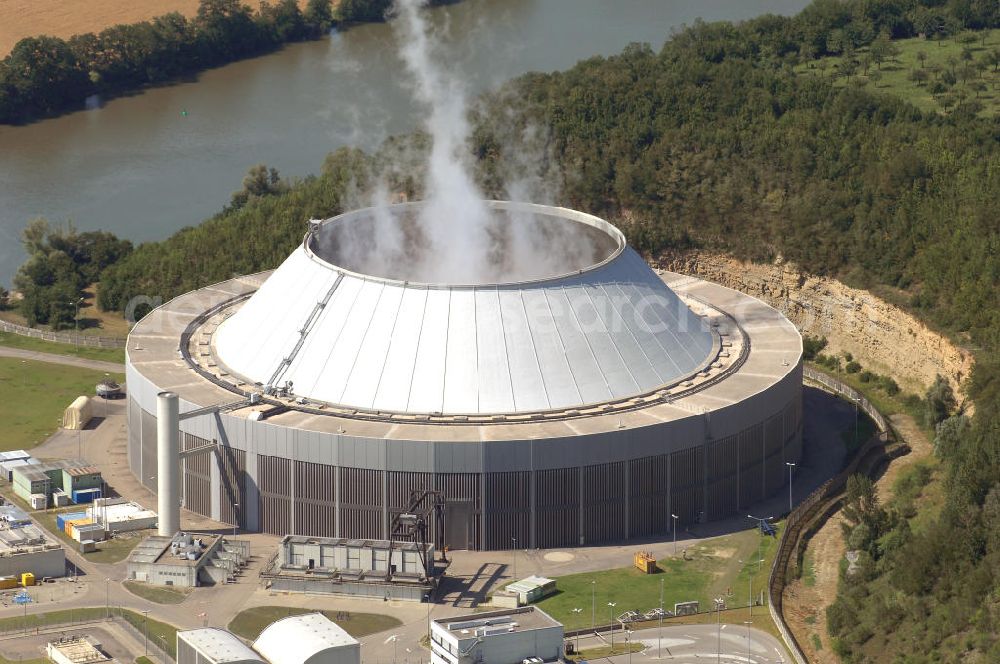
0,319,126,348
803,366,890,432
767,368,896,663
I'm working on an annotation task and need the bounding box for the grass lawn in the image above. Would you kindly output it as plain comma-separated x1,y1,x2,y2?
536,524,780,634
796,29,1000,117
0,357,125,450
123,581,192,605
135,658,155,664
29,506,149,564
0,331,125,365
228,606,403,641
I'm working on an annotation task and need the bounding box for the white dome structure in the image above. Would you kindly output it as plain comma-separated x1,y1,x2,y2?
252,613,358,664
214,201,716,415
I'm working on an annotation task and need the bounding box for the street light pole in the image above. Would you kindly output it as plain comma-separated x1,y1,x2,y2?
571,608,582,655
670,513,678,556
786,462,795,513
590,581,597,633
658,576,663,658
142,610,149,655
739,559,753,616
715,597,724,664
72,297,83,347
105,578,110,619
744,620,753,664
608,602,617,651
424,593,432,645
854,397,860,448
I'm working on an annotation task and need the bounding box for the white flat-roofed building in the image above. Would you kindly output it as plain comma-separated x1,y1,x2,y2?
253,613,359,664
46,636,111,664
177,628,266,664
431,606,563,664
88,498,157,532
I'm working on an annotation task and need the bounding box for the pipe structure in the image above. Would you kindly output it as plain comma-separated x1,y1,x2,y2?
156,391,180,536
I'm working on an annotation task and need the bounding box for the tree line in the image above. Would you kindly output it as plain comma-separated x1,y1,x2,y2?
0,0,451,124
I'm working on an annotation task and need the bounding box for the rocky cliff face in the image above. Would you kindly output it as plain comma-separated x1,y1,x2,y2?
656,251,973,396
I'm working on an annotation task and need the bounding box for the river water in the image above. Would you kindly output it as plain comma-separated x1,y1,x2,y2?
0,0,810,285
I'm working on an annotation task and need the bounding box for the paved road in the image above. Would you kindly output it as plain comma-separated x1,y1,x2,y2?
0,345,124,373
570,623,790,664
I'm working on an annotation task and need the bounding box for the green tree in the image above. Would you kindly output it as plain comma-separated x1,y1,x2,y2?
924,375,957,428
304,0,334,33
336,0,392,23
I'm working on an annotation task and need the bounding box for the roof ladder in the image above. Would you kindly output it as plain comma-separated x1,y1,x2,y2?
265,274,343,395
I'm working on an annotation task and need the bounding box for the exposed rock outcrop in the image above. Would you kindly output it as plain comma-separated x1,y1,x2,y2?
656,251,973,396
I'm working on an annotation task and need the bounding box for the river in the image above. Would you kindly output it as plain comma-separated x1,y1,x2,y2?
0,0,811,286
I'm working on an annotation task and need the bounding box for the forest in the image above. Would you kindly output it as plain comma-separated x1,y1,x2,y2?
10,0,1000,658
0,0,448,124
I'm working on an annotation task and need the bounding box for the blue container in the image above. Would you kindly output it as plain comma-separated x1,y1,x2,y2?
56,511,87,530
71,489,102,504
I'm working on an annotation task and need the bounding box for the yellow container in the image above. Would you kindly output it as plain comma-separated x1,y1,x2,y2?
20,572,34,587
633,551,658,574
0,577,17,590
64,518,92,534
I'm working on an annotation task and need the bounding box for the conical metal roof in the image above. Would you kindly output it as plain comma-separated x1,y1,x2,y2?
214,202,716,415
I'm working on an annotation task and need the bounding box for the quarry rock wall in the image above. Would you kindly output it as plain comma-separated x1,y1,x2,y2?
656,251,973,397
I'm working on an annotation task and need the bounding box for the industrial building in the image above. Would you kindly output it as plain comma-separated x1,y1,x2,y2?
253,613,359,664
88,498,157,533
11,459,102,507
177,629,266,664
46,637,111,664
430,607,563,664
126,201,802,550
504,576,556,606
126,532,248,587
0,523,65,578
0,451,35,482
260,535,434,600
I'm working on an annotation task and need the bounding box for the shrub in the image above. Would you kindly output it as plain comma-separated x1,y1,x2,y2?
880,377,900,396
846,361,862,374
803,334,828,361
859,370,875,383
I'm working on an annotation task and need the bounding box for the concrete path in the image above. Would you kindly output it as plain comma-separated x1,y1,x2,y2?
0,344,124,373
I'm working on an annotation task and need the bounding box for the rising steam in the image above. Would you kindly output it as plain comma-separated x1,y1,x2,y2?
326,0,607,285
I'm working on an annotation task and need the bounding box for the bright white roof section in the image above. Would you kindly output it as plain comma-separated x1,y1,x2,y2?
252,613,359,664
214,202,716,415
178,628,266,664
